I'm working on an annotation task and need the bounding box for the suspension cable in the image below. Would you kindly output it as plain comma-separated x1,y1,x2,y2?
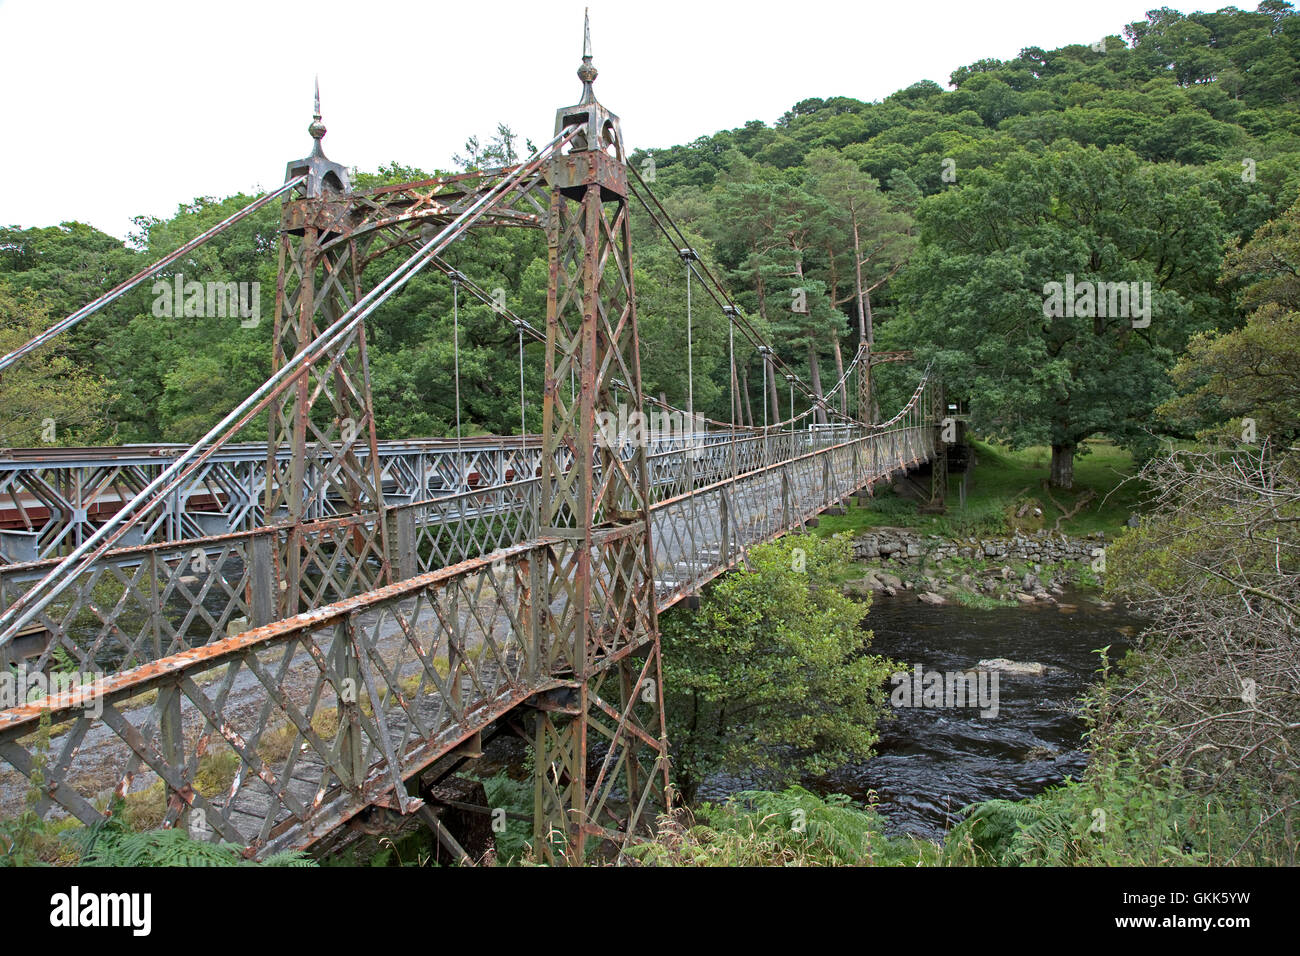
0,125,579,647
758,345,770,468
514,319,527,442
727,306,737,479
628,170,879,428
681,248,696,438
423,249,864,433
0,175,307,374
451,272,465,491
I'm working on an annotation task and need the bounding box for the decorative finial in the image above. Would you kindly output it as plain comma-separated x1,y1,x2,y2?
308,75,326,148
286,75,350,197
577,8,597,103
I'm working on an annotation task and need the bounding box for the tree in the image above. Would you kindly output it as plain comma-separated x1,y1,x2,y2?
712,181,845,422
1162,195,1300,442
1107,446,1300,841
804,150,917,414
660,534,896,806
0,284,115,446
890,144,1227,488
452,123,535,171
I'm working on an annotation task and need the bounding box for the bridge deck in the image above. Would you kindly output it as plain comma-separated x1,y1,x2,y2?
0,422,934,858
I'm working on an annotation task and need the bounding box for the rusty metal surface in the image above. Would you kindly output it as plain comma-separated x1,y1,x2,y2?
0,15,943,863
0,400,934,858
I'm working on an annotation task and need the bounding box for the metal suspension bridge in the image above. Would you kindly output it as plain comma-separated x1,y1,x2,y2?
0,17,945,863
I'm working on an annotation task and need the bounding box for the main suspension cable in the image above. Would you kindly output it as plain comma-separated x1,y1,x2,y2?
0,126,579,646
451,272,465,491
0,176,307,374
628,169,869,426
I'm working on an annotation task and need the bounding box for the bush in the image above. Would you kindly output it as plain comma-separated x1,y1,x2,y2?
628,787,939,867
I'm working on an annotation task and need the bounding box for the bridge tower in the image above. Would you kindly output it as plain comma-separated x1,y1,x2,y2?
269,81,390,617
532,13,671,862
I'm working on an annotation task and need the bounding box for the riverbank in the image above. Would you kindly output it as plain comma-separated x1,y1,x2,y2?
841,527,1109,609
814,438,1143,541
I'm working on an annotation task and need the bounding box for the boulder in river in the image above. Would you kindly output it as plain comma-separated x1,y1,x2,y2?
978,657,1049,676
877,571,903,589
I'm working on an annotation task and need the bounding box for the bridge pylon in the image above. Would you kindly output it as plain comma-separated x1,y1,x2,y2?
532,14,671,863
269,81,390,617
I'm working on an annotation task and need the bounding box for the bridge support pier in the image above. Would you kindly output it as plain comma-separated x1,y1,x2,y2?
925,385,948,513
270,132,391,616
531,33,670,863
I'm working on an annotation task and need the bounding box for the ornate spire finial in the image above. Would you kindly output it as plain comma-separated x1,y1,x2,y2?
287,75,350,197
553,9,623,161
577,8,597,104
308,75,327,150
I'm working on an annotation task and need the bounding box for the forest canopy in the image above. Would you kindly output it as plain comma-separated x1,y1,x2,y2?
2,3,1297,487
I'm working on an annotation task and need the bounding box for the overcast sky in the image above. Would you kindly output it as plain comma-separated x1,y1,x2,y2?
1,0,1202,241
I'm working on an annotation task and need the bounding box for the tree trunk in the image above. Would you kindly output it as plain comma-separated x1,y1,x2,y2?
808,341,827,425
831,337,846,416
739,364,754,426
766,355,781,425
1050,443,1075,490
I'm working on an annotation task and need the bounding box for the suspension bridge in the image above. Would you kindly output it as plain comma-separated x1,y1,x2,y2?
0,17,946,863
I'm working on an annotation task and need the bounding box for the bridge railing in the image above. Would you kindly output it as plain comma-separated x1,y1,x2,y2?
0,414,934,857
0,424,891,675
0,536,562,857
0,430,774,565
0,439,545,565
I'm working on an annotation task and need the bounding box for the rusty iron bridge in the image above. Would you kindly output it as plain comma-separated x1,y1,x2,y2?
0,20,944,864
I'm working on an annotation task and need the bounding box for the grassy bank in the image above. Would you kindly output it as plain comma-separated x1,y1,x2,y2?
814,439,1144,541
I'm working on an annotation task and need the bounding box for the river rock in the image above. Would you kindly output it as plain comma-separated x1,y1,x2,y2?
917,591,946,605
876,571,903,589
842,578,876,599
854,534,881,559
978,658,1048,676
1015,592,1036,604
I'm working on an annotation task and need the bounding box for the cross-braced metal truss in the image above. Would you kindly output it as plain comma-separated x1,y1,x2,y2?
0,26,945,864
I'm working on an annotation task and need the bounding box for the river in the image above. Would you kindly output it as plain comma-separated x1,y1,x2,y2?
812,590,1141,841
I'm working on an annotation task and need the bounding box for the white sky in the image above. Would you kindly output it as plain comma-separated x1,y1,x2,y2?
0,0,1204,241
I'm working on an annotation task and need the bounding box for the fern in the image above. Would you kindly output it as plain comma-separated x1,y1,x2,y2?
633,786,940,867
73,800,316,867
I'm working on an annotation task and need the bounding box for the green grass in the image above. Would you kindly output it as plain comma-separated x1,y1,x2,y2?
816,439,1143,541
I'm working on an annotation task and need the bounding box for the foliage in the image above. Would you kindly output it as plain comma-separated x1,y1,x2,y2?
1162,195,1300,442
948,744,1296,866
1104,445,1300,825
813,440,1141,540
0,710,54,866
627,786,938,866
0,283,115,446
946,758,1208,866
660,534,896,804
74,800,315,867
2,5,1297,453
480,772,534,865
887,143,1226,487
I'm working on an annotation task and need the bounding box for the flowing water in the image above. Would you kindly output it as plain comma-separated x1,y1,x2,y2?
810,590,1142,841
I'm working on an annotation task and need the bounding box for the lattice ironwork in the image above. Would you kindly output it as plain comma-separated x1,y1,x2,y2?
0,22,944,863
268,207,390,618
530,38,669,861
